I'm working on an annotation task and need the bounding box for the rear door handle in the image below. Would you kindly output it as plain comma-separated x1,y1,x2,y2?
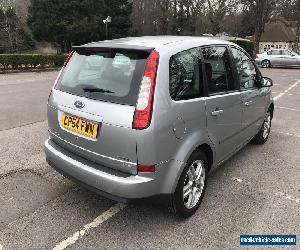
211,110,224,117
244,100,253,106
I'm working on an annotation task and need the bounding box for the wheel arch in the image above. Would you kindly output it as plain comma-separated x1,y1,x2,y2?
169,136,216,194
195,143,214,173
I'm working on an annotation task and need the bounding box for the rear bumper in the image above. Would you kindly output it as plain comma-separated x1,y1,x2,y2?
44,138,181,201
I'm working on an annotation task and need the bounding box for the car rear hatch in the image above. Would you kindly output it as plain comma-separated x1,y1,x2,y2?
47,47,151,175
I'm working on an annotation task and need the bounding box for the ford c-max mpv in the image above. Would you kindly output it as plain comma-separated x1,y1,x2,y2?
45,36,274,217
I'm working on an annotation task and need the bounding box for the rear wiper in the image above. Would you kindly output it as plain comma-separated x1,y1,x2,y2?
83,87,115,94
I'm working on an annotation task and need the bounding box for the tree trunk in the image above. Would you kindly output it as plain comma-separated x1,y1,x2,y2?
295,20,300,52
253,26,263,55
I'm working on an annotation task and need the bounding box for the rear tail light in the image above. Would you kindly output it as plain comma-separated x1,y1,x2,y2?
132,50,159,129
63,50,75,67
138,164,155,173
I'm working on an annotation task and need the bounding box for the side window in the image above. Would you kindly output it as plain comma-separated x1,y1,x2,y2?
169,48,203,101
201,46,235,94
231,47,258,89
281,50,289,55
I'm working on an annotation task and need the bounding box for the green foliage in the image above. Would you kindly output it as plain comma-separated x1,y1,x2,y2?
230,39,255,56
0,6,34,53
27,0,132,53
0,54,67,70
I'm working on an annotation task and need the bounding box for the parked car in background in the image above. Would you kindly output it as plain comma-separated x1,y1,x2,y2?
255,49,300,68
45,36,274,218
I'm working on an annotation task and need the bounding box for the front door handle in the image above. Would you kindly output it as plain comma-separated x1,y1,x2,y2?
244,100,253,106
211,109,224,117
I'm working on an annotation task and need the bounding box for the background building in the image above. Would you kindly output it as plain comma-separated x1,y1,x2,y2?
258,18,298,53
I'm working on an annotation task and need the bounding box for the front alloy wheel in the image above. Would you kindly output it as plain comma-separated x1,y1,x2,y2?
252,111,272,144
262,112,271,139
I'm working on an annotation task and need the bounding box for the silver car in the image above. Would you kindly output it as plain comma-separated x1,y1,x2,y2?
255,49,300,68
45,36,274,217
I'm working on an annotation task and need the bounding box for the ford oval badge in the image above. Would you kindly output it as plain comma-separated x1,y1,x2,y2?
74,100,85,109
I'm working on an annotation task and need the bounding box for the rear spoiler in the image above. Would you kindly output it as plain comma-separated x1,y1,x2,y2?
73,43,154,52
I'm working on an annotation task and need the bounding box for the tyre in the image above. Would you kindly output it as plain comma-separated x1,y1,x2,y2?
261,60,271,68
172,150,208,218
252,111,272,144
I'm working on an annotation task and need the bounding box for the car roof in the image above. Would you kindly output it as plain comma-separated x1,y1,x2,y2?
74,36,233,51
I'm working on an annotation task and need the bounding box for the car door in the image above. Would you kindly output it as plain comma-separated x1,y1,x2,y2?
230,46,266,143
268,50,281,66
286,50,300,66
202,46,242,164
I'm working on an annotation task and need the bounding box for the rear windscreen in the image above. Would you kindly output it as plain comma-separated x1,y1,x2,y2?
55,49,150,106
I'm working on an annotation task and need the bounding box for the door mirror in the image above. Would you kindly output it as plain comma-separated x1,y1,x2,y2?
261,77,273,87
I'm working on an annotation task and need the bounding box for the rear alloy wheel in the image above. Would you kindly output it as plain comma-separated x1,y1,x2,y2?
252,111,272,144
261,60,271,68
172,151,208,218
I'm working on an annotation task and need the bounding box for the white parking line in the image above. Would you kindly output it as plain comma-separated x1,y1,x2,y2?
0,243,3,250
274,131,300,139
52,203,126,250
277,106,300,112
276,192,300,203
273,80,299,101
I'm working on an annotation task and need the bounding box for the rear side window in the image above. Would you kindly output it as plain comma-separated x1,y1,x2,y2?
281,50,293,56
268,50,280,55
201,46,235,94
169,48,204,101
55,49,149,106
281,50,289,55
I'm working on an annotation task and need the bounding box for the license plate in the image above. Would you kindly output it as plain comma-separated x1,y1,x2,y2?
61,113,99,139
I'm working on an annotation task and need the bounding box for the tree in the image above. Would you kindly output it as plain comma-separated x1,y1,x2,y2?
28,0,132,53
206,0,240,35
273,0,298,21
295,0,300,51
0,7,18,52
243,0,275,55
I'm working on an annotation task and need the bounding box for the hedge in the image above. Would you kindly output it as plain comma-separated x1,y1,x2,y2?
0,54,68,71
229,39,254,57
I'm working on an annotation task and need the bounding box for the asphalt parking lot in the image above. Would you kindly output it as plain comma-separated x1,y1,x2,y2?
0,68,299,249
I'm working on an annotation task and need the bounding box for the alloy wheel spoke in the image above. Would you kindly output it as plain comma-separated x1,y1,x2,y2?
195,165,203,181
191,188,197,207
184,187,192,198
183,181,193,198
187,191,193,208
190,165,197,180
187,188,195,208
187,169,193,181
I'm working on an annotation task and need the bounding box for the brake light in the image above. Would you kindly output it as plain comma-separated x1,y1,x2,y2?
132,50,159,129
138,164,155,173
63,50,75,67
